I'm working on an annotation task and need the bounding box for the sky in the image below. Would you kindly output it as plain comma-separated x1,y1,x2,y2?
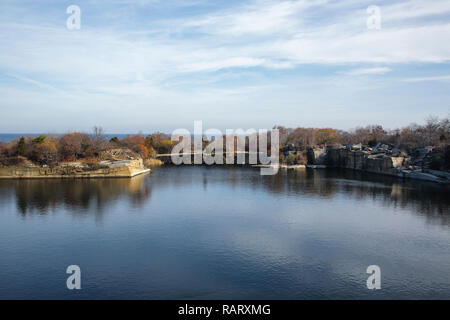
0,0,450,134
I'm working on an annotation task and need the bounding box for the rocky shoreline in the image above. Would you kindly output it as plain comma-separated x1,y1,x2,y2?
0,158,150,179
0,147,162,179
307,144,450,184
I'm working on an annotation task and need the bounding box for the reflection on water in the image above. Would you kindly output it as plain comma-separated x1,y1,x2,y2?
0,174,151,218
3,167,446,225
0,166,449,299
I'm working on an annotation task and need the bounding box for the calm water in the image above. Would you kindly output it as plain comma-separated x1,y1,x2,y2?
0,166,449,299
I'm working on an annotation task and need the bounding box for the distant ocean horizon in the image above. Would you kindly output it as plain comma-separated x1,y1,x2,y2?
0,133,137,143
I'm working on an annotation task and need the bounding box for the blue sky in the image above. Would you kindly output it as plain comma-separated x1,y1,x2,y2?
0,0,450,133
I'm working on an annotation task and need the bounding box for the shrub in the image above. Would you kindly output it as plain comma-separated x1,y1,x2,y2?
120,135,151,158
296,151,308,165
59,132,91,160
110,137,120,144
146,133,173,154
286,153,296,165
32,135,46,144
31,141,59,165
0,156,26,166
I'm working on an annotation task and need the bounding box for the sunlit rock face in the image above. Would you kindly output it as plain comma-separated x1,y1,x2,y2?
0,158,149,179
325,147,449,184
326,148,402,173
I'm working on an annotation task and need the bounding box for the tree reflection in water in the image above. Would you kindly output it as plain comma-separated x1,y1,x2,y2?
0,166,448,226
0,174,150,217
149,166,450,226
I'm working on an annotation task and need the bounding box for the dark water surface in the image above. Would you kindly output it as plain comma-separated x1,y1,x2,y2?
0,166,449,299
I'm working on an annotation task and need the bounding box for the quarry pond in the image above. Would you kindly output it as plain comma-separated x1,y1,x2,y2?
0,166,449,299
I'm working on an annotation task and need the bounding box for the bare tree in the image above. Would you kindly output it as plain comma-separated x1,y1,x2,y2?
92,126,108,154
421,116,441,146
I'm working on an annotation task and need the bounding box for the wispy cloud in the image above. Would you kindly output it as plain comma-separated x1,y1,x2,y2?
2,1,450,82
5,73,64,92
402,75,450,82
0,0,449,132
342,67,392,76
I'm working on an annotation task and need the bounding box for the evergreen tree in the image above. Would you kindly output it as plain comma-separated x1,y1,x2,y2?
16,137,27,156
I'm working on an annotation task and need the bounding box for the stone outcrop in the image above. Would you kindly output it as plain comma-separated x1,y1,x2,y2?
326,148,404,174
396,171,442,183
0,158,150,179
307,147,327,165
324,146,449,184
99,148,141,161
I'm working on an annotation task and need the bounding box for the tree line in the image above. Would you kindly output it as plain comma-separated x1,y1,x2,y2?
277,115,449,150
0,127,174,166
1,115,449,167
